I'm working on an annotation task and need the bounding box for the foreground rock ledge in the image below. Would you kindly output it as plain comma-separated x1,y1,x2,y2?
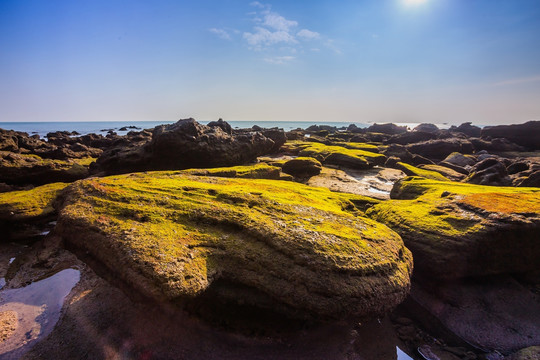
56,172,412,320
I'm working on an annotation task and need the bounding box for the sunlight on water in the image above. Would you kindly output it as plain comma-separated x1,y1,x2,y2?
397,346,415,360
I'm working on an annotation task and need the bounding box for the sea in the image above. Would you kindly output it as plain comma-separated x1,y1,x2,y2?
0,120,450,139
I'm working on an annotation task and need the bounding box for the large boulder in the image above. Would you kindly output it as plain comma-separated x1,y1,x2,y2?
386,131,438,145
281,157,322,178
464,158,511,186
481,121,540,150
366,177,540,280
449,122,481,137
94,119,280,175
366,123,408,135
413,123,439,133
56,172,413,320
406,138,474,160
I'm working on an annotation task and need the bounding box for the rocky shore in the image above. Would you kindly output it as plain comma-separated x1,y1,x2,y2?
1,119,539,360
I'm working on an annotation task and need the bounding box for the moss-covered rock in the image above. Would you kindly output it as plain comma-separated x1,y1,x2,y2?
504,346,540,360
366,177,540,280
283,142,385,169
393,162,450,181
418,164,466,181
0,152,94,186
281,157,322,178
0,182,68,241
56,172,412,320
181,163,282,180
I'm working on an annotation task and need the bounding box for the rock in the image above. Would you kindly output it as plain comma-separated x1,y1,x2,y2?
390,162,449,181
411,154,435,166
56,172,413,320
514,170,540,187
413,123,440,133
407,139,474,160
418,164,466,181
382,144,413,163
281,157,322,178
411,276,540,354
366,177,540,279
0,182,67,242
450,122,481,137
347,124,365,133
285,129,305,141
258,128,287,153
386,131,438,145
93,119,278,175
507,161,529,175
182,163,282,180
470,138,525,153
443,152,476,168
481,121,540,150
207,118,232,135
504,346,540,360
0,152,92,186
464,158,511,186
292,142,386,169
0,130,19,152
366,123,408,135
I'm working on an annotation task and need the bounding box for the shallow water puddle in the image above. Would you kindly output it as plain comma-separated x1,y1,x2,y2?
0,268,80,359
397,346,415,360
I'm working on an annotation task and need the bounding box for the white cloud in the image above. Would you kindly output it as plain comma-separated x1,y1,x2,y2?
263,12,298,31
297,29,320,40
264,56,296,64
250,1,270,9
209,28,231,40
243,27,297,47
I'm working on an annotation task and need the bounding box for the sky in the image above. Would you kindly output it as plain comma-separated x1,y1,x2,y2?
1,0,540,125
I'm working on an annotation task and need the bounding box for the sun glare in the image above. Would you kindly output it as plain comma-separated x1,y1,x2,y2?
403,0,428,5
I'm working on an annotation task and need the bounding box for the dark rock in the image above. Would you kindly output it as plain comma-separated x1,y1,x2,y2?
407,138,474,160
507,162,529,175
366,123,408,135
382,144,413,163
259,128,287,153
411,154,435,166
471,138,525,153
442,152,476,168
464,158,511,186
285,129,305,141
347,124,365,133
350,134,369,143
481,121,540,150
305,125,338,133
450,122,481,137
385,131,438,145
410,276,540,354
514,170,540,187
413,123,440,133
94,118,278,175
208,118,232,135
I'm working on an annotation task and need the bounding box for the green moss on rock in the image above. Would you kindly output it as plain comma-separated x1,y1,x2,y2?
57,172,412,320
181,163,282,179
395,162,450,181
0,182,68,221
282,142,385,169
366,177,540,280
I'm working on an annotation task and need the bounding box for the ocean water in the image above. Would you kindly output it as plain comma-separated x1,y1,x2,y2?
0,120,449,139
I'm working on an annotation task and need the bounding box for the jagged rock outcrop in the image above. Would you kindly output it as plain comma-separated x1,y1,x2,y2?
93,119,282,175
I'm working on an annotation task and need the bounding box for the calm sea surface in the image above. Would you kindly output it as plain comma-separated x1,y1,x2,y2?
0,120,449,139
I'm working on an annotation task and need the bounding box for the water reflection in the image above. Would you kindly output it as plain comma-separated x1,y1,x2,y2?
0,268,80,359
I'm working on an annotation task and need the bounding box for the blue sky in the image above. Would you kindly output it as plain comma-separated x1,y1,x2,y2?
1,0,540,125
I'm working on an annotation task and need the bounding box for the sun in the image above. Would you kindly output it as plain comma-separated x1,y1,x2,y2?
403,0,428,5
